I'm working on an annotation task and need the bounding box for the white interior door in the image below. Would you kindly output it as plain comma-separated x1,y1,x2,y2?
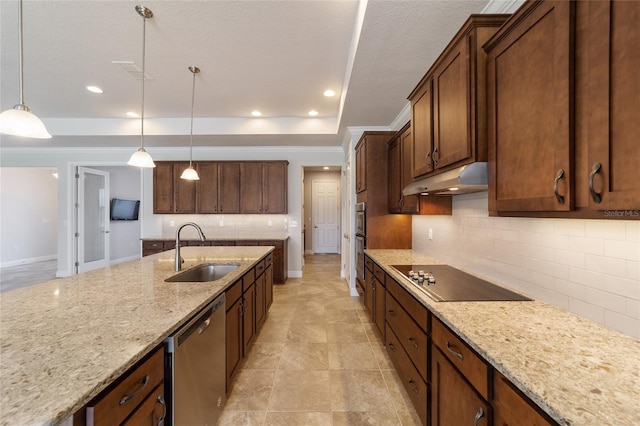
312,180,340,254
77,167,110,273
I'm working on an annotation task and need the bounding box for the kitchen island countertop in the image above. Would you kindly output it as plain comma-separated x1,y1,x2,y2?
366,249,640,426
0,246,273,426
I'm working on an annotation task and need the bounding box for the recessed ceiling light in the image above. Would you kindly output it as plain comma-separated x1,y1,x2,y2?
251,110,262,117
308,110,319,116
86,86,103,94
323,90,336,97
449,187,459,191
126,111,139,118
323,166,330,170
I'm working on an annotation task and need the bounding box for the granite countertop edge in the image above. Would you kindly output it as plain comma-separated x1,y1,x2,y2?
0,246,274,426
365,249,640,426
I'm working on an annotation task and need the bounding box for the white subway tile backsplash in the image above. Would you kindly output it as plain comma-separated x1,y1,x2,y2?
603,311,640,339
585,220,628,240
603,239,640,261
413,192,640,338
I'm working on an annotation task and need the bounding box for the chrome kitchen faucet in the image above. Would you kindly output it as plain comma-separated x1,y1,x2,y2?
175,222,206,271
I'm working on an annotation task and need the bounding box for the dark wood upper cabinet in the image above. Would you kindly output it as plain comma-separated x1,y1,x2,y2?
583,0,640,211
486,1,573,213
154,161,287,214
240,161,288,214
197,162,241,214
409,15,509,180
389,125,420,214
355,138,367,193
486,0,639,217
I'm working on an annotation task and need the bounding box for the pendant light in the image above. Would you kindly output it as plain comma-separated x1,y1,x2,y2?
127,5,156,168
180,66,201,180
0,0,51,139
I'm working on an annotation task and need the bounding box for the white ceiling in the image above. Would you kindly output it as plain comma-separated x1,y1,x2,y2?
0,0,498,149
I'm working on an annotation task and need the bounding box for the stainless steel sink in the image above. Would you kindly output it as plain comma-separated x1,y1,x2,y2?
165,263,240,282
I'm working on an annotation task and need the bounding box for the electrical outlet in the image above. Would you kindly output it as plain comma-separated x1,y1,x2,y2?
268,220,273,227
169,220,175,227
428,228,433,240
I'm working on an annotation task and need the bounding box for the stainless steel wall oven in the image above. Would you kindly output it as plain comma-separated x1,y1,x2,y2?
355,202,366,294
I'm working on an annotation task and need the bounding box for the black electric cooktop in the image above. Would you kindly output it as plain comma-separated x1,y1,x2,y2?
390,264,531,302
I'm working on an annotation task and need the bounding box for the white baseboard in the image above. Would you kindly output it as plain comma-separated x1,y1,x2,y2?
288,270,303,278
304,250,314,255
110,255,141,265
349,287,360,297
0,254,57,269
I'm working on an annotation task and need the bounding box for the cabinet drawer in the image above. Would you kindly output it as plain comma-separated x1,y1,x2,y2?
142,241,164,250
121,383,166,425
255,259,267,277
493,370,557,426
364,255,374,272
372,264,386,286
226,279,243,308
86,346,164,426
386,278,428,333
385,293,427,382
386,323,428,425
432,317,488,400
265,253,273,266
242,267,256,292
187,240,212,246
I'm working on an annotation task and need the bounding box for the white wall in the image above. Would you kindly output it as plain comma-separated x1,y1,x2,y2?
412,192,640,338
0,168,58,267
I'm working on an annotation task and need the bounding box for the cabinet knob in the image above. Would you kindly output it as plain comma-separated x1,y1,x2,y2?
588,162,602,204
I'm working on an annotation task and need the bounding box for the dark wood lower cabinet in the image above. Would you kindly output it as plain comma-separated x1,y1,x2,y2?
225,287,243,393
431,346,489,426
121,384,165,426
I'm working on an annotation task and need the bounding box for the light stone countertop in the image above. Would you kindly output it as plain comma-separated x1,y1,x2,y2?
365,249,640,426
0,246,273,426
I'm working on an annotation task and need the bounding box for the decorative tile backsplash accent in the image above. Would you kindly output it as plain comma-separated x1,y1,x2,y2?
412,193,640,338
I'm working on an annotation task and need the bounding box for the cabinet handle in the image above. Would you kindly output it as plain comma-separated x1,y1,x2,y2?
408,337,419,349
119,374,150,405
445,341,464,360
588,162,602,203
474,407,485,426
425,153,433,171
408,378,420,395
388,342,397,352
553,169,565,205
156,394,167,425
432,147,439,167
388,309,396,317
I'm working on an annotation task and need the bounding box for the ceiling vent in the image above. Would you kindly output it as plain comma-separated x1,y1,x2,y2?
112,61,154,80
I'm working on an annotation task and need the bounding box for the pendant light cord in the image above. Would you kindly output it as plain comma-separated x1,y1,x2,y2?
189,69,196,167
18,0,25,106
140,13,147,149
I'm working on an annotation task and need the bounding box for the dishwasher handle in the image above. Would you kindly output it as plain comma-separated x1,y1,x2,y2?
167,294,225,352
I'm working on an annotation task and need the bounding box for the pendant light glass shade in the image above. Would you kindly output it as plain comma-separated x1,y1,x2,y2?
181,66,201,180
0,0,51,139
127,147,156,168
128,5,155,168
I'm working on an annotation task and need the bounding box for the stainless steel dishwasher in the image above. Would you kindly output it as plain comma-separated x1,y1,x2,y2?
165,293,226,425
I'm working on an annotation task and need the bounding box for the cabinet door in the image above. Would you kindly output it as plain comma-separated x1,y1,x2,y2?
218,162,241,213
173,162,197,213
433,36,471,170
265,264,273,310
242,283,256,352
255,273,266,328
411,79,434,178
259,240,285,284
486,1,573,212
240,162,263,213
586,0,640,210
355,140,366,193
196,162,219,213
388,138,402,213
153,162,174,214
400,127,420,213
431,346,489,426
226,297,243,392
493,370,557,426
364,273,374,318
373,278,385,342
262,162,287,214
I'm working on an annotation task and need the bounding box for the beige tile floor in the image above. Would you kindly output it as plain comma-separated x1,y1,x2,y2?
219,254,422,425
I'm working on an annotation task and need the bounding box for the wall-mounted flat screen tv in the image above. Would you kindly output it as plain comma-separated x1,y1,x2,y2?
110,198,140,221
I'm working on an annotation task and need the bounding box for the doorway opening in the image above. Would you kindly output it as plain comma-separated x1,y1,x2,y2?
302,167,342,256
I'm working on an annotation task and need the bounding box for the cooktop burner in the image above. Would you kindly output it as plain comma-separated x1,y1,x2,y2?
390,264,531,302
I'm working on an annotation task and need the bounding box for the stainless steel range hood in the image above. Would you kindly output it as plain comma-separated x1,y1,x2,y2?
403,162,488,196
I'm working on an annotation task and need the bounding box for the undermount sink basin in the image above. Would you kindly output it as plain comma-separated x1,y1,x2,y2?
165,263,240,283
